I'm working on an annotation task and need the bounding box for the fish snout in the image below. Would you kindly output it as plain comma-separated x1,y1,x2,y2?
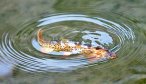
108,52,117,59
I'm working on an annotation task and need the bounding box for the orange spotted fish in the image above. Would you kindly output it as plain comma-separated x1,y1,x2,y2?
37,29,116,60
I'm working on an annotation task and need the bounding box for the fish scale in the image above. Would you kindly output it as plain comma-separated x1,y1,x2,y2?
37,29,116,60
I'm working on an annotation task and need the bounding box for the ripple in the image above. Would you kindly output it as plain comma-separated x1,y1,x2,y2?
0,13,136,72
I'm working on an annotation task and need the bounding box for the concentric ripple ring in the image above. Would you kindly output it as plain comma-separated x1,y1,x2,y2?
0,13,136,72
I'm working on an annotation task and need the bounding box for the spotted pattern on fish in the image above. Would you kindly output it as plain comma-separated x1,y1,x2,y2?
37,29,116,60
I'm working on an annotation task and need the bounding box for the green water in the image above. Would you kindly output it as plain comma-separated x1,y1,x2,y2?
0,0,146,84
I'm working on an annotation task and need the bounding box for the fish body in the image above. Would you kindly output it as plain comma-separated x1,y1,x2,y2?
37,29,116,60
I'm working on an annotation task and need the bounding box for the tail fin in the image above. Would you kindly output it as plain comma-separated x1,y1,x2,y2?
37,29,49,47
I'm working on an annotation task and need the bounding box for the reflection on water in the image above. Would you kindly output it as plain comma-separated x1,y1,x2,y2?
0,61,14,83
82,30,113,46
0,62,14,78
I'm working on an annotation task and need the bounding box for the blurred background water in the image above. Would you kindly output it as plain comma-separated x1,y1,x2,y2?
0,0,146,84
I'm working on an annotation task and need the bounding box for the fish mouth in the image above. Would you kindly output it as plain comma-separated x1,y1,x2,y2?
108,52,117,59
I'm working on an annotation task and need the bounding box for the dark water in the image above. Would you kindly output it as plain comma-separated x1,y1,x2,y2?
0,0,146,84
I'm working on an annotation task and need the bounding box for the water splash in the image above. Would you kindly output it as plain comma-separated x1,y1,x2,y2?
0,13,136,72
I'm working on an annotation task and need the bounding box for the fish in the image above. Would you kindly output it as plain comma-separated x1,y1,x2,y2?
37,29,116,61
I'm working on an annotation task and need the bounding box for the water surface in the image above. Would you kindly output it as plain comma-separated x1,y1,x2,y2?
0,0,146,84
